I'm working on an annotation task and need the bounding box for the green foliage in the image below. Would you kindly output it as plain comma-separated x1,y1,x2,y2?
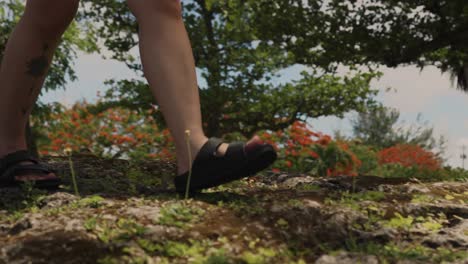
86,217,147,244
312,141,356,177
252,0,468,91
204,251,231,264
78,195,105,208
384,213,414,230
349,144,379,175
225,199,266,217
163,240,206,258
241,247,277,264
371,163,432,179
326,191,387,211
351,106,446,156
34,102,175,160
81,0,379,137
438,166,468,182
370,163,468,182
342,241,468,263
84,217,98,231
157,201,205,229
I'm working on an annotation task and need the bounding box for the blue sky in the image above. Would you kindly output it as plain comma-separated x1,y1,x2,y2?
40,48,468,168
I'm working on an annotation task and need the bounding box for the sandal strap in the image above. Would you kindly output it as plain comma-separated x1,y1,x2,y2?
0,150,38,170
224,141,248,165
191,138,248,175
0,150,55,184
192,137,223,165
1,163,54,183
190,137,236,176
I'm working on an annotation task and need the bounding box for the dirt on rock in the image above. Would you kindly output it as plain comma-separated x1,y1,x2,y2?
0,156,466,263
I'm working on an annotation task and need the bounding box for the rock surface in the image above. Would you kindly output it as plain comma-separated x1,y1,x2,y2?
0,157,466,263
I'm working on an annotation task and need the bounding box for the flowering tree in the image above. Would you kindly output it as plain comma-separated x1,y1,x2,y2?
378,144,441,171
258,121,361,177
34,102,175,161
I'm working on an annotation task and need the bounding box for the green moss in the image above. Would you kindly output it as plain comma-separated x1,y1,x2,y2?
225,199,265,216
275,218,289,229
204,250,231,264
384,212,414,230
296,184,321,192
287,199,305,208
325,191,387,212
84,216,146,244
411,194,435,203
340,238,468,263
241,248,277,264
126,166,164,191
157,201,205,228
78,195,105,208
84,217,98,231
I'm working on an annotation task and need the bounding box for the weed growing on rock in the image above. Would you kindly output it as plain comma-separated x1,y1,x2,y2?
157,201,205,229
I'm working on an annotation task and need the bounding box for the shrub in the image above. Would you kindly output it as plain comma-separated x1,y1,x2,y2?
312,141,362,177
258,121,361,176
34,101,175,160
378,144,441,171
349,144,379,175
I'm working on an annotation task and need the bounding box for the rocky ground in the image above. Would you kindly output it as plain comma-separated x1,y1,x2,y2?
0,155,467,264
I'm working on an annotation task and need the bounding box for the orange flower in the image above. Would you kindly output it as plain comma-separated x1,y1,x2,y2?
308,150,319,159
72,112,80,120
51,145,60,151
318,135,332,145
378,144,440,171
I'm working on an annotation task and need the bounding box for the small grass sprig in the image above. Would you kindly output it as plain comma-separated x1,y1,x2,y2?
64,147,79,196
184,130,193,200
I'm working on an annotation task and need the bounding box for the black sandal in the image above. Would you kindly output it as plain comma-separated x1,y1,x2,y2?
174,137,277,193
0,150,61,189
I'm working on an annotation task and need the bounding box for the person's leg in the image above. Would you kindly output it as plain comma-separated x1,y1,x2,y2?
126,0,262,175
0,0,79,178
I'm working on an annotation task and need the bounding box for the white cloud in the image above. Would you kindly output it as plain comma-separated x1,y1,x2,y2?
375,66,456,113
457,138,468,147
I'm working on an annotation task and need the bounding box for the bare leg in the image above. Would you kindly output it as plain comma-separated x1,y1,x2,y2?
127,0,262,175
0,0,79,178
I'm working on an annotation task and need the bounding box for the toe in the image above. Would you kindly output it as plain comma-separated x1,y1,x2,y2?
245,135,265,153
214,135,265,157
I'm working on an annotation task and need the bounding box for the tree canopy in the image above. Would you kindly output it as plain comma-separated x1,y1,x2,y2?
351,105,447,158
82,0,379,137
252,0,468,91
2,0,465,141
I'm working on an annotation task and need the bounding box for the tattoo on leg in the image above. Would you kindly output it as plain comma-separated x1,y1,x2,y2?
26,43,49,95
29,84,35,95
26,55,48,77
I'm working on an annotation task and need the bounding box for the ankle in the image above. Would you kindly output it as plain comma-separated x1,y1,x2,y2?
175,134,208,174
0,140,27,158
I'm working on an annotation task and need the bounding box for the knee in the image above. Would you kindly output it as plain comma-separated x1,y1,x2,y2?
23,0,80,38
127,0,182,21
